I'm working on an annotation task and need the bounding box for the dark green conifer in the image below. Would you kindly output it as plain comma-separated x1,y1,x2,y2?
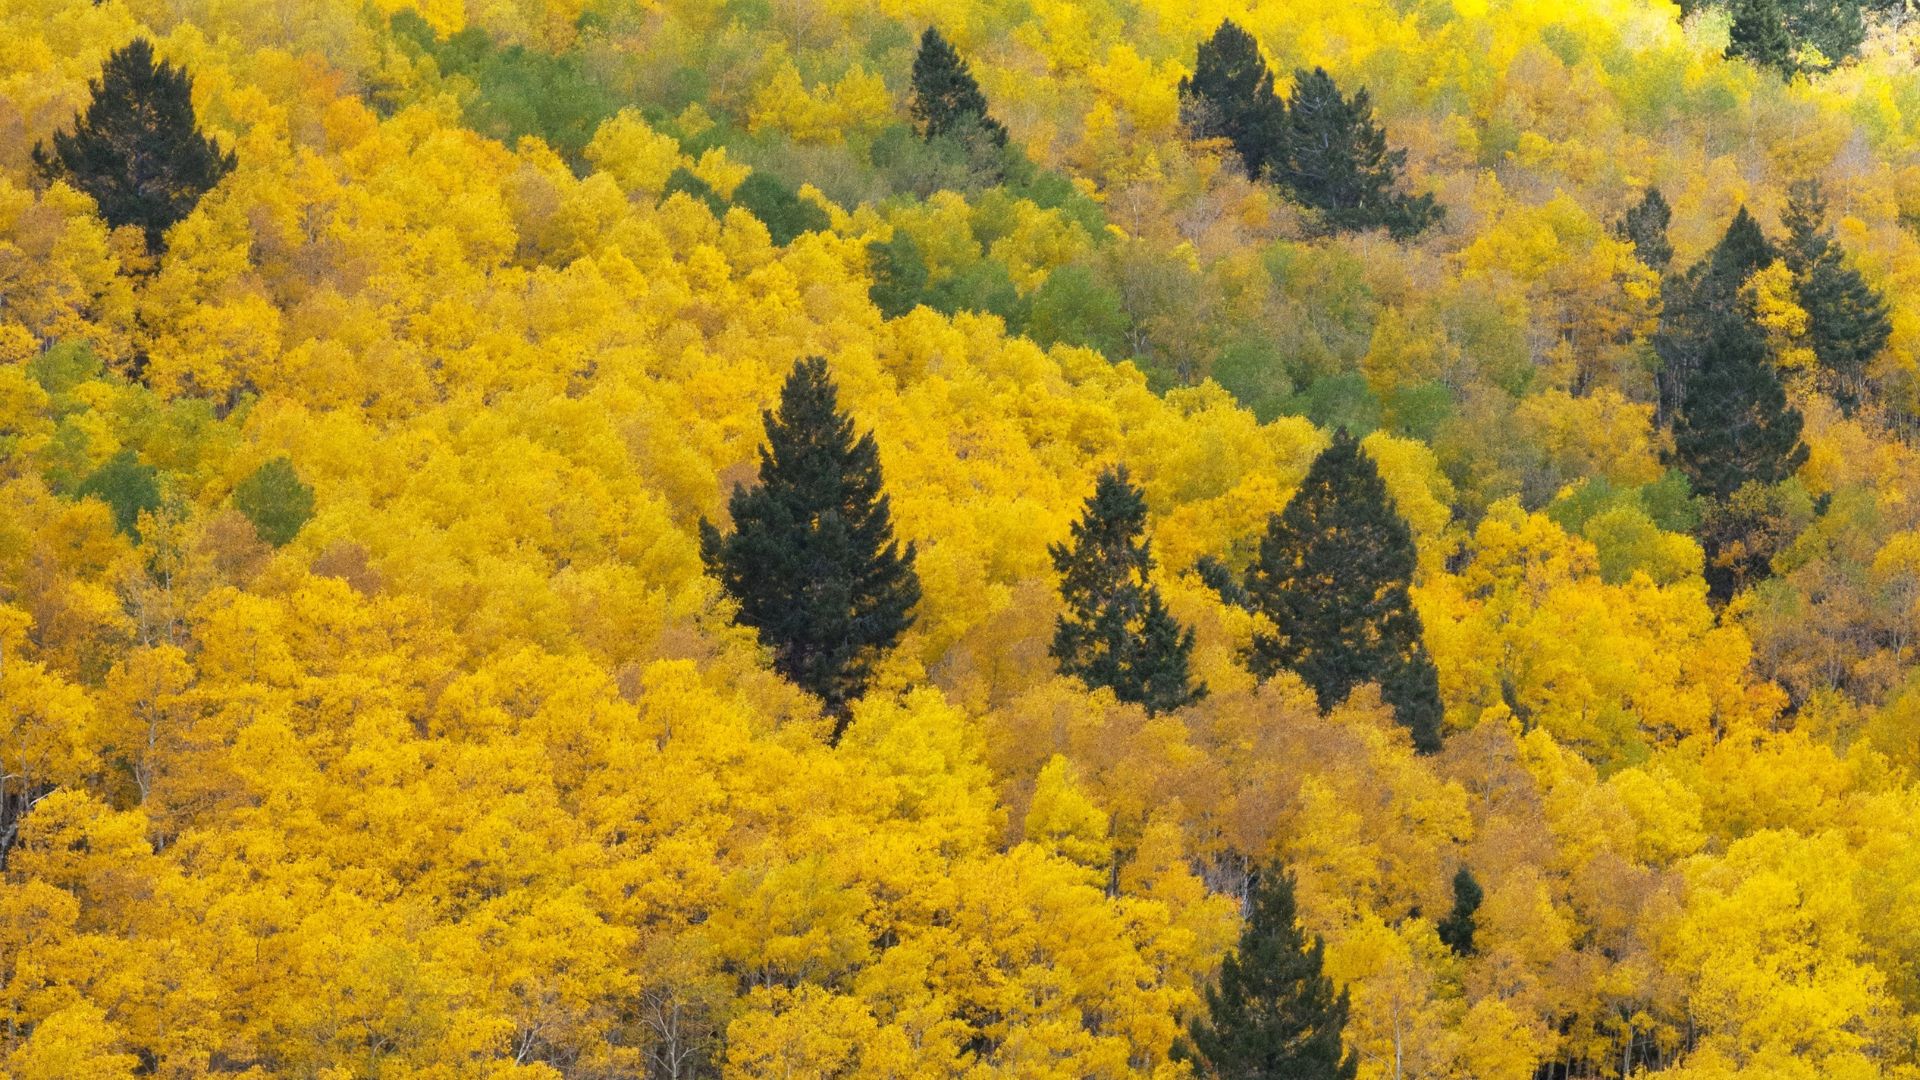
1436,866,1483,956
1655,207,1777,423
1050,466,1206,715
1728,0,1797,75
1177,864,1360,1080
1274,68,1441,239
1244,430,1444,753
700,357,921,740
1616,188,1674,272
1177,20,1287,181
909,28,1007,148
1783,180,1890,413
1670,312,1809,502
33,38,236,252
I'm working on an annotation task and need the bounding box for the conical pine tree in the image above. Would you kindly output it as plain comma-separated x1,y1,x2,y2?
1178,864,1360,1080
1670,312,1809,502
1274,68,1440,239
700,357,920,741
1656,206,1777,423
1436,866,1483,956
909,28,1008,148
1616,188,1673,272
1243,430,1443,753
33,38,235,252
1727,0,1797,76
1177,20,1287,181
1783,180,1890,413
1050,466,1206,715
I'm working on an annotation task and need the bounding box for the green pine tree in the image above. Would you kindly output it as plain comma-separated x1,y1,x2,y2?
1616,188,1673,272
1670,312,1809,502
1728,0,1798,75
1655,206,1777,424
1244,430,1444,754
1436,866,1483,957
32,38,236,252
909,28,1008,148
1273,68,1441,239
1050,466,1206,715
1783,180,1890,413
1177,20,1287,181
1177,864,1360,1080
700,357,921,740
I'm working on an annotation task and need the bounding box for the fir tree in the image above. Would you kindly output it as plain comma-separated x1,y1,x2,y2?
1670,312,1809,502
1436,866,1483,957
1050,466,1206,715
1783,180,1890,413
700,357,921,740
1244,430,1444,753
32,38,236,252
909,28,1008,149
1655,206,1777,423
1274,68,1441,239
1178,864,1360,1080
1616,188,1674,272
1728,0,1797,75
1177,20,1287,181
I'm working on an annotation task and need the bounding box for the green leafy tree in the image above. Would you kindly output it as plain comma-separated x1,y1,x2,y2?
1177,864,1360,1080
1177,20,1287,180
1728,0,1797,74
1616,188,1673,272
700,357,920,739
1050,466,1205,715
909,28,1007,148
1026,265,1130,357
866,232,929,319
233,456,316,548
731,172,831,246
76,450,161,539
1274,68,1440,239
1783,180,1890,413
1436,866,1483,956
1670,313,1808,502
1243,430,1443,753
32,38,236,251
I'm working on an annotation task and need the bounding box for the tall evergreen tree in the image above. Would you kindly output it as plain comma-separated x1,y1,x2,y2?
1436,866,1484,957
1727,0,1797,75
1616,188,1674,272
1655,206,1777,423
1178,864,1360,1080
909,28,1008,148
1670,312,1809,501
1783,180,1890,413
33,38,236,252
1244,430,1444,753
1177,20,1287,181
700,357,921,741
1273,68,1441,239
1050,466,1206,715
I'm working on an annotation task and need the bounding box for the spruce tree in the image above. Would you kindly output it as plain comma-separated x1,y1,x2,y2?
1178,864,1360,1080
1244,430,1444,754
1436,866,1483,957
1050,466,1206,715
1274,68,1441,239
1655,206,1777,423
1728,0,1797,75
1616,188,1673,272
909,28,1008,149
1177,20,1287,181
33,38,236,252
1783,181,1890,413
700,357,921,740
1670,311,1809,502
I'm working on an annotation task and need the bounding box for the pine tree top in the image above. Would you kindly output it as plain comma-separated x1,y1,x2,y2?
910,27,1007,148
1671,313,1808,500
1708,206,1777,286
1177,20,1284,180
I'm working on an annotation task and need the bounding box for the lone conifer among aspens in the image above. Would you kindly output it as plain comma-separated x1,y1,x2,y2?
33,38,236,252
1275,67,1440,239
1244,430,1443,753
1050,466,1205,715
1178,20,1287,181
1670,312,1808,502
700,358,920,741
909,27,1007,148
1178,864,1360,1080
1437,866,1484,956
1616,188,1674,272
1783,180,1890,413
